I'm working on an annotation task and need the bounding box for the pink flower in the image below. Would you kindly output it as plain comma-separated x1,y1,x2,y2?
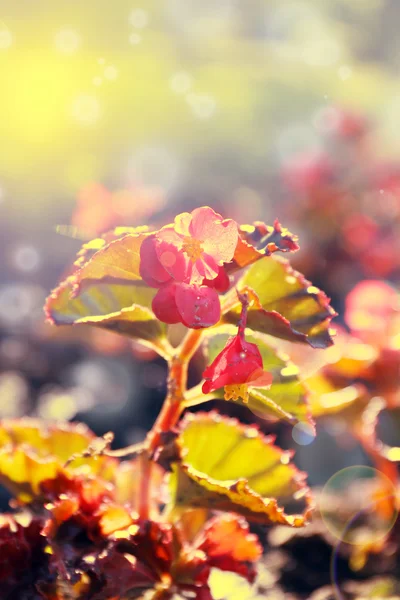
139,207,238,328
140,207,238,286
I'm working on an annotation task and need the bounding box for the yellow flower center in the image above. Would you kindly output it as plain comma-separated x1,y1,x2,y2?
182,236,204,262
224,383,249,403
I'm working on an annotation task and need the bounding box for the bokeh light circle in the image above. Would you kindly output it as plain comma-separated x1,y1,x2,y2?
54,28,81,55
104,65,118,80
292,422,316,445
170,71,193,95
129,33,142,45
71,94,102,125
338,65,352,81
129,8,149,29
187,93,216,120
319,466,398,546
13,244,40,273
0,24,13,50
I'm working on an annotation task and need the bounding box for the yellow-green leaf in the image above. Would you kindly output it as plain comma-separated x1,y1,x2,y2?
205,330,312,426
45,277,166,342
73,226,148,270
170,412,313,526
222,256,336,349
73,231,149,291
0,419,116,501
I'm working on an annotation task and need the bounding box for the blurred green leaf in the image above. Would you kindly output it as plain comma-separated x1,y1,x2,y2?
0,419,116,502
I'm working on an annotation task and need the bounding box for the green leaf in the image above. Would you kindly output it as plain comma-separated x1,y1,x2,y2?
170,412,313,526
45,277,166,343
222,256,336,348
205,330,312,426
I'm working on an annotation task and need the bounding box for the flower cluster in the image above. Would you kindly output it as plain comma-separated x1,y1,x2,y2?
140,206,238,328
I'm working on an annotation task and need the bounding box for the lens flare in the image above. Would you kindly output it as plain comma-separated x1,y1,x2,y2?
319,466,398,546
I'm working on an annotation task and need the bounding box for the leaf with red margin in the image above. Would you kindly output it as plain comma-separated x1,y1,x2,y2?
204,329,312,427
72,231,150,292
196,514,262,583
0,515,54,597
169,412,313,525
222,255,336,348
0,419,116,502
45,276,166,343
74,226,149,270
89,550,157,600
230,220,299,270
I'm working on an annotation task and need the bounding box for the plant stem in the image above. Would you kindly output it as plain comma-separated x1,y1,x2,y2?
178,327,203,362
138,450,152,520
104,441,146,458
184,382,214,407
150,328,204,441
142,328,205,513
148,329,203,451
142,337,174,361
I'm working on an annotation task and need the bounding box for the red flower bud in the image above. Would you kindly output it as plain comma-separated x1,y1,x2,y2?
202,334,272,402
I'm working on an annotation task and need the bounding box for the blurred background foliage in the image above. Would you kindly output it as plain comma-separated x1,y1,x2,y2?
2,0,400,218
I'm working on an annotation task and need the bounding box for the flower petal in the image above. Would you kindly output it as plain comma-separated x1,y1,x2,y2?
190,208,238,264
174,212,192,236
204,330,312,426
139,235,172,286
152,284,182,324
175,284,221,329
203,266,231,293
156,227,192,282
202,335,264,394
191,253,220,283
249,371,273,388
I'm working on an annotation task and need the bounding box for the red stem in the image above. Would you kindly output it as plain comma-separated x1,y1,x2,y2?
141,328,204,516
237,290,249,338
138,451,152,520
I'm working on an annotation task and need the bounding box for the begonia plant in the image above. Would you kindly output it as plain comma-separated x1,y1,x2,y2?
0,206,337,599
